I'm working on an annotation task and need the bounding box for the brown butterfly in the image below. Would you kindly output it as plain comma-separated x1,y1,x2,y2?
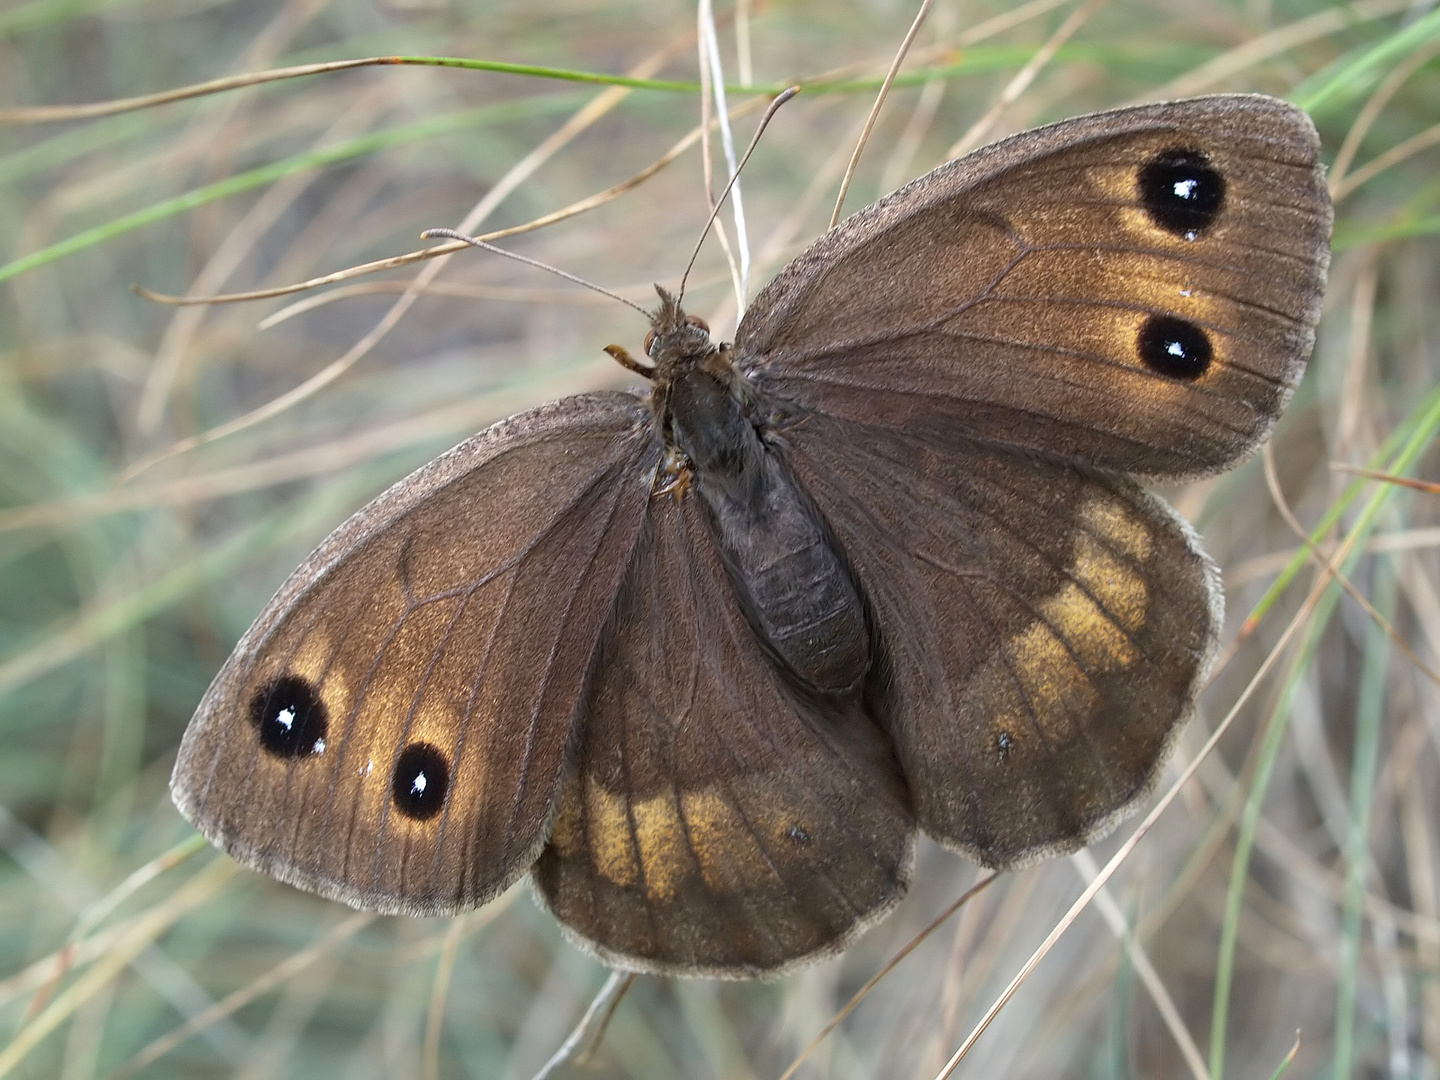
171,93,1331,978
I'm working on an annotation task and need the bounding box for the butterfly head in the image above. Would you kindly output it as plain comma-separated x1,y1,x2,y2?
644,286,715,377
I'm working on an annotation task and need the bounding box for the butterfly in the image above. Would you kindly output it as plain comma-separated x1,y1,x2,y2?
172,93,1331,978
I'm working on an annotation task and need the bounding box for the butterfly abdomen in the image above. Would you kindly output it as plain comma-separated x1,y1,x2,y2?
668,366,871,697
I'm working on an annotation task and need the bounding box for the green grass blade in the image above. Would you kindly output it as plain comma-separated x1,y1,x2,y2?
1209,388,1440,1080
1293,5,1440,115
1239,382,1440,633
0,96,578,284
1334,212,1440,250
1332,556,1399,1078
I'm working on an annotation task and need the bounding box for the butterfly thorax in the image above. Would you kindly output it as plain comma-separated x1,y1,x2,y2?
644,287,872,699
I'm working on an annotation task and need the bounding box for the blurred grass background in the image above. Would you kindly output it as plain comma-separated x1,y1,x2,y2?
2,0,1440,1076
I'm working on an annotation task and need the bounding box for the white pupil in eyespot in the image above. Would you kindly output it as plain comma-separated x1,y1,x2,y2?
411,771,428,796
1167,340,1185,357
276,706,295,731
1172,177,1198,200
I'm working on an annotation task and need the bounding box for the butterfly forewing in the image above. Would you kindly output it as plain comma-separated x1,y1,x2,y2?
533,487,915,977
738,94,1330,480
171,394,659,914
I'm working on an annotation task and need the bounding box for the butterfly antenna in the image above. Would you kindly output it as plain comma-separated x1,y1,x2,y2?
678,85,800,305
419,229,651,316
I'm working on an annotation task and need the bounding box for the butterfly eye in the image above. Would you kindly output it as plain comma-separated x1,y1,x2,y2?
643,328,658,357
685,315,709,333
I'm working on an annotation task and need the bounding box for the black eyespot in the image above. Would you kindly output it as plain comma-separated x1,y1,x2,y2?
391,743,449,821
250,675,328,759
1138,147,1225,239
1138,315,1213,380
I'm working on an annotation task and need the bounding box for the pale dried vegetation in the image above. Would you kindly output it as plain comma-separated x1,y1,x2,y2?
2,0,1439,1077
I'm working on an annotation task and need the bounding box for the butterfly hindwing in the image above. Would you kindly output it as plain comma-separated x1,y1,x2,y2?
171,394,659,915
780,413,1218,865
533,485,916,977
